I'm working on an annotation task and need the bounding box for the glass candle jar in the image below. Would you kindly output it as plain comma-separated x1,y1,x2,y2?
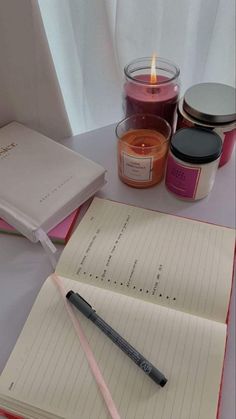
165,128,222,200
123,57,180,130
177,83,236,167
116,114,171,188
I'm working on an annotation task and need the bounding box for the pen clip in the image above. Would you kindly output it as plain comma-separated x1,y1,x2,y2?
75,292,92,308
66,290,95,318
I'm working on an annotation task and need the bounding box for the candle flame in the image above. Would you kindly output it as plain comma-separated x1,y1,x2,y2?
150,53,157,84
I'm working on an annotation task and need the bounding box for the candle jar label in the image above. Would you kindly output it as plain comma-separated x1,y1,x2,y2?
165,154,201,199
121,152,153,182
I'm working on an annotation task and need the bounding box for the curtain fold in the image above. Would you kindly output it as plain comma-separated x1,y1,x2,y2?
39,0,122,135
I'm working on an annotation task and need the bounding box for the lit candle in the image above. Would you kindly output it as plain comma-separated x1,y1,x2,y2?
123,56,180,130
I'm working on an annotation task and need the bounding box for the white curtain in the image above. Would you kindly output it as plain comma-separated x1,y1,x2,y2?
38,0,236,135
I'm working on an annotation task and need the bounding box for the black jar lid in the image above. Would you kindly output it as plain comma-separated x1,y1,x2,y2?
183,83,236,124
170,128,222,164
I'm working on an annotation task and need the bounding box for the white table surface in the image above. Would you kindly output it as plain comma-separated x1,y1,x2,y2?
0,123,235,419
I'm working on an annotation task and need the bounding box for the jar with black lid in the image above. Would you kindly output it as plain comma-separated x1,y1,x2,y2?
177,83,236,166
165,128,222,200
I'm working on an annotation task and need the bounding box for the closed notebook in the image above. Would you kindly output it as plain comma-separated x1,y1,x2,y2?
0,122,106,263
0,198,235,419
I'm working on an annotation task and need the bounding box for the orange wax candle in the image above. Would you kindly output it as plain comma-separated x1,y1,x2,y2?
118,129,169,188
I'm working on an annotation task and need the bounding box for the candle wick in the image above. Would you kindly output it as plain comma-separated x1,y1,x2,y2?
147,86,160,94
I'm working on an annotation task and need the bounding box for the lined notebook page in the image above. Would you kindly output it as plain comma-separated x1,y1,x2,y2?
56,198,235,323
0,276,226,419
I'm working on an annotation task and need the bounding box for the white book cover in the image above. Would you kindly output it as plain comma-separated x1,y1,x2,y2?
0,122,106,262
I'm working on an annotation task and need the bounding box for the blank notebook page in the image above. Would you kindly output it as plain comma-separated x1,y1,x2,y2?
0,276,226,419
56,198,235,323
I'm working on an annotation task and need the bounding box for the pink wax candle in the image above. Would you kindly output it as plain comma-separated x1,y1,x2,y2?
123,57,180,130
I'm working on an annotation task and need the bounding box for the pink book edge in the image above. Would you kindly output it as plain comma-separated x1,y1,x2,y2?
0,208,80,244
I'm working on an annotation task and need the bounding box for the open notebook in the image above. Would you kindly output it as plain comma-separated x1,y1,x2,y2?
0,198,235,419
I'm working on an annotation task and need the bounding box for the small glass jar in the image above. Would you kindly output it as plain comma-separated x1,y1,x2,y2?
123,57,180,130
177,83,236,166
116,114,171,188
165,128,222,200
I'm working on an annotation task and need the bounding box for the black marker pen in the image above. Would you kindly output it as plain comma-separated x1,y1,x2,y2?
66,290,167,387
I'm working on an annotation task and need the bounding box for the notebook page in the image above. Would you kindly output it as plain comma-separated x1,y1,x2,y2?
0,276,226,419
56,198,235,323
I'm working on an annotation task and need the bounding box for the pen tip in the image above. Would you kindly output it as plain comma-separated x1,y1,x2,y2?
66,290,74,299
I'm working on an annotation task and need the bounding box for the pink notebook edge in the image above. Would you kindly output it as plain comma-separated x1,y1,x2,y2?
0,208,80,244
